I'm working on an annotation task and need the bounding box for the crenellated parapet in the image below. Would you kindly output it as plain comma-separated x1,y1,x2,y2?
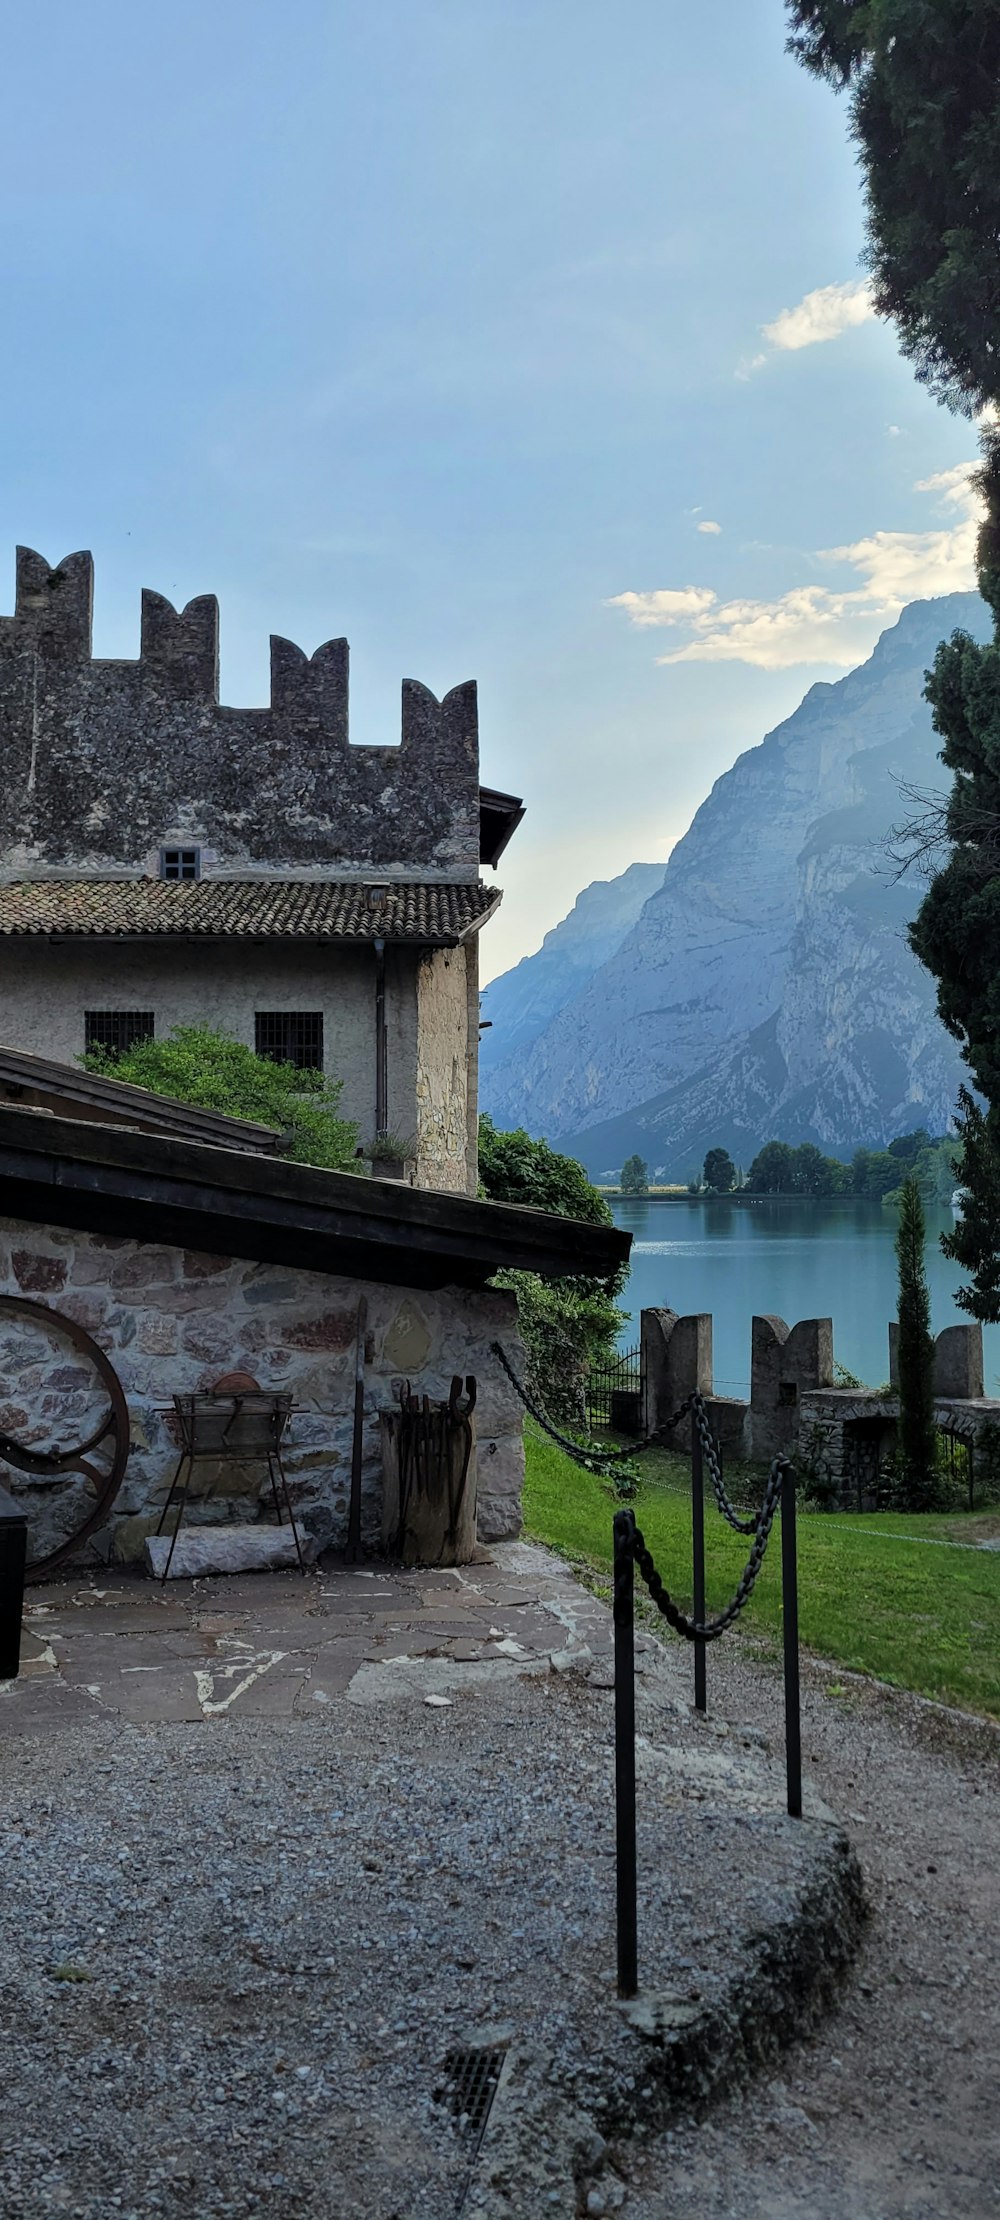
0,549,482,878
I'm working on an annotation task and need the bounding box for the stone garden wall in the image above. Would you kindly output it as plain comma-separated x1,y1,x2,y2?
0,1215,524,1567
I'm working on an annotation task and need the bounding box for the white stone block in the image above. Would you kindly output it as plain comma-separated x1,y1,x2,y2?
144,1524,313,1579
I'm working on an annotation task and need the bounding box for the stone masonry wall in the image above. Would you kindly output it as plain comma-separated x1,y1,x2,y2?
0,1215,525,1567
0,549,481,879
415,946,474,1194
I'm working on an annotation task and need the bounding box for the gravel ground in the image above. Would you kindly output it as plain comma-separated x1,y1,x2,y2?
0,1609,856,2220
611,1638,1000,2220
7,1545,986,2220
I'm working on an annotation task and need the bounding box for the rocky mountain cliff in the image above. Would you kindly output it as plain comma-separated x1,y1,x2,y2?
483,594,990,1177
479,861,664,1086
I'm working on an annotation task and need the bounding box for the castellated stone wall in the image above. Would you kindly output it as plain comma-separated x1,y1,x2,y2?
0,1216,525,1568
0,549,481,879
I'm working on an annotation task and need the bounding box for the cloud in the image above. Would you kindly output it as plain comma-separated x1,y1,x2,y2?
762,280,875,353
738,280,876,376
607,585,717,628
696,519,722,535
608,465,982,670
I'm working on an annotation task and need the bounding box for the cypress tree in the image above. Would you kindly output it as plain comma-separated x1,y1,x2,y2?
786,2,1000,1318
895,1175,938,1509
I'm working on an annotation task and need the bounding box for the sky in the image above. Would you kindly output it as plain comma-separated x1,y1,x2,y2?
0,0,983,981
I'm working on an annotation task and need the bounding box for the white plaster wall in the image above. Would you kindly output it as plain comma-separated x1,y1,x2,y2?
0,1215,526,1566
0,940,420,1151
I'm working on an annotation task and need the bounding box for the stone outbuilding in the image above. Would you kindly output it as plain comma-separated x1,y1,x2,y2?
0,1091,627,1571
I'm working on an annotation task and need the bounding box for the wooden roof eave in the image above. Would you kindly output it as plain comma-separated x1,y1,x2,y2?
0,1105,630,1295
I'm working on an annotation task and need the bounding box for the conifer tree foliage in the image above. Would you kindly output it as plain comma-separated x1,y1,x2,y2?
787,1,1000,1314
894,1175,938,1509
940,1088,1000,1321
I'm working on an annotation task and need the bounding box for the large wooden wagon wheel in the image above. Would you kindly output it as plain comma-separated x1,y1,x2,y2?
0,1296,130,1580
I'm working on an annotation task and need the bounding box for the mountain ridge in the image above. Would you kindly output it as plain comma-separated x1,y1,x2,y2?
483,593,990,1175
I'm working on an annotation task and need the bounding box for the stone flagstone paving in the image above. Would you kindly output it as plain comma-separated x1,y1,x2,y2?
8,1542,615,1731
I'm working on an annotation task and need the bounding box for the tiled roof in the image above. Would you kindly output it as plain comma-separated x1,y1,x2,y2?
0,878,501,943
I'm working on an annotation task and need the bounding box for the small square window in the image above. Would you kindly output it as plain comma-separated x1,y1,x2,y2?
160,846,201,882
255,1012,324,1072
85,1010,155,1059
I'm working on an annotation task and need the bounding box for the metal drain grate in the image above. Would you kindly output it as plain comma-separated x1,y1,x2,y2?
438,2045,507,2153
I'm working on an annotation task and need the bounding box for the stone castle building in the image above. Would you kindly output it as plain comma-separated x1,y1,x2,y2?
0,547,523,1194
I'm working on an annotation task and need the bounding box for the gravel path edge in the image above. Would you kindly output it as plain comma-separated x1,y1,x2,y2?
468,1819,868,2218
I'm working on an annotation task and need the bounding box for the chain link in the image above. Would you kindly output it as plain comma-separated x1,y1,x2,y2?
689,1394,759,1534
625,1457,789,1641
490,1338,693,1468
492,1340,760,1519
492,1340,796,1643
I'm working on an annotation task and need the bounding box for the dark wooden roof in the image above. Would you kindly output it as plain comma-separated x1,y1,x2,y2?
0,1105,631,1293
479,787,525,869
0,1043,281,1154
0,878,500,944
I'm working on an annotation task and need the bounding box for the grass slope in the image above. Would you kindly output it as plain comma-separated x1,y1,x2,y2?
523,1430,1000,1718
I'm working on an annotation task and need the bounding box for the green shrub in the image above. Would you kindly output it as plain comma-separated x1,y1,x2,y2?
83,1024,359,1171
479,1115,625,1426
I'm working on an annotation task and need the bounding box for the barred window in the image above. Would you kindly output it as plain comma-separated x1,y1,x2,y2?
160,846,201,881
255,1012,324,1072
84,1010,155,1059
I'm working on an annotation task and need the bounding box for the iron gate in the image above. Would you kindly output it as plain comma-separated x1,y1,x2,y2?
586,1344,643,1435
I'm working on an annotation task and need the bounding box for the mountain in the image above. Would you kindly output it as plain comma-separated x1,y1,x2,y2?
478,861,665,1088
483,593,991,1178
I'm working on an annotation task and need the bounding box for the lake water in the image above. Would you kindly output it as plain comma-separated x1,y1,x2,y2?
609,1196,1000,1397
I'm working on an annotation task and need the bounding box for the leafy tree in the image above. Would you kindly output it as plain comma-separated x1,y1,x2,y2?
478,1115,625,1424
620,1152,649,1195
791,1142,850,1195
786,5,1000,1311
479,1117,619,1234
83,1024,358,1170
702,1146,736,1193
894,1175,938,1509
885,1135,960,1209
852,1147,905,1200
746,1140,797,1194
887,1130,930,1165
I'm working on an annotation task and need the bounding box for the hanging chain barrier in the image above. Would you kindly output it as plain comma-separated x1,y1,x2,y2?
491,1339,759,1531
625,1458,787,1643
489,1341,805,2000
613,1463,803,2000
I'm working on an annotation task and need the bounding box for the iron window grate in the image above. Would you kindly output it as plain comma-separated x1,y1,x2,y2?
160,846,201,881
437,2046,506,2153
84,1010,155,1058
255,1011,324,1071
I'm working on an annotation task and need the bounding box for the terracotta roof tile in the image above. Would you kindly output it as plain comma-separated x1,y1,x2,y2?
0,878,500,943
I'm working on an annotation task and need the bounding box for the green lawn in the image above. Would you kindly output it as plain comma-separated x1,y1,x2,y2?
523,1428,1000,1718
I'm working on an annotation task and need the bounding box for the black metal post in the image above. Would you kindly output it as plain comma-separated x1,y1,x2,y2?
613,1509,638,2000
780,1462,802,1818
691,1424,707,1714
0,1483,27,1682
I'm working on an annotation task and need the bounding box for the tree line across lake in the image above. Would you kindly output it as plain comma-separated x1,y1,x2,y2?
619,1131,958,1206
